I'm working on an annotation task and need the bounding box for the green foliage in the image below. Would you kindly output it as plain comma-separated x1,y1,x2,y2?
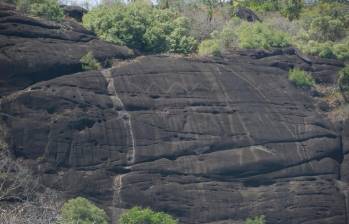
16,0,64,21
198,38,221,56
119,207,177,224
245,215,266,224
290,2,349,60
338,65,349,101
280,0,303,21
168,17,198,54
308,16,345,42
82,2,197,54
297,38,349,61
60,197,108,224
288,68,315,88
80,52,102,71
198,18,290,55
237,22,290,49
233,0,280,11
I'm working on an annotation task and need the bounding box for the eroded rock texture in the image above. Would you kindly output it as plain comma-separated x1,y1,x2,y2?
0,50,347,224
0,2,133,96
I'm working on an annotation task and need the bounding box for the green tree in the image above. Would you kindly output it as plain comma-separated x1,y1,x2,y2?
16,0,64,21
82,2,196,54
60,197,108,224
281,0,303,21
168,17,198,54
309,16,345,42
119,207,177,224
201,0,219,21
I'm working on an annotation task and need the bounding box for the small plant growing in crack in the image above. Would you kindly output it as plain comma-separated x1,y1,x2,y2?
80,52,102,71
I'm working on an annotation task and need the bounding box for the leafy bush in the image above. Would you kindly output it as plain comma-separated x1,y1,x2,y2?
198,18,290,55
168,17,198,54
297,38,349,61
308,16,345,42
60,197,108,224
233,0,280,12
245,215,266,224
332,39,349,61
288,68,315,88
16,0,64,21
237,22,290,49
80,52,102,71
338,65,349,101
198,39,222,56
119,207,177,224
280,0,303,21
82,2,197,54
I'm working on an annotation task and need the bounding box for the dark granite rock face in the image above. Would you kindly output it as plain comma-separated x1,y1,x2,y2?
61,5,88,22
235,7,261,22
0,3,134,96
0,50,347,224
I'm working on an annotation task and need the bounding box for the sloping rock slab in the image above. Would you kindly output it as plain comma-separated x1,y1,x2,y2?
0,3,133,96
0,52,345,224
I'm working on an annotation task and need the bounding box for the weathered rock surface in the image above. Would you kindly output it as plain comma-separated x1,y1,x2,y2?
0,49,347,224
0,2,134,96
61,5,87,22
235,7,261,22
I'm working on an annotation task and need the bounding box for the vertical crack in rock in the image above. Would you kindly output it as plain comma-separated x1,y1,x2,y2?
101,69,136,164
112,174,126,223
336,181,349,224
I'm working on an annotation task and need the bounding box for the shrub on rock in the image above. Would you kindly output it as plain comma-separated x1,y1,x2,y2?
338,65,349,102
288,68,315,88
245,215,266,224
17,0,64,21
198,39,221,56
119,207,177,224
237,22,290,49
80,52,102,71
60,197,108,224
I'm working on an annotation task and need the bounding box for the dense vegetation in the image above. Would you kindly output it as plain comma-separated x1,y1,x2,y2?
119,207,178,224
82,1,197,54
79,0,349,62
8,0,348,61
15,0,64,21
60,197,108,224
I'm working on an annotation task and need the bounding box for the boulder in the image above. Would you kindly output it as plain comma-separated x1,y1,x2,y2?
0,3,134,96
0,52,346,224
61,5,88,22
235,7,261,22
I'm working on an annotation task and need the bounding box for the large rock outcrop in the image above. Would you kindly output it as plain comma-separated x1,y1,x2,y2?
0,2,134,96
0,48,347,224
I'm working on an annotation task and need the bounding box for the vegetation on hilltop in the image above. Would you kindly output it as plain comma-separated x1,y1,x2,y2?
15,0,64,21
